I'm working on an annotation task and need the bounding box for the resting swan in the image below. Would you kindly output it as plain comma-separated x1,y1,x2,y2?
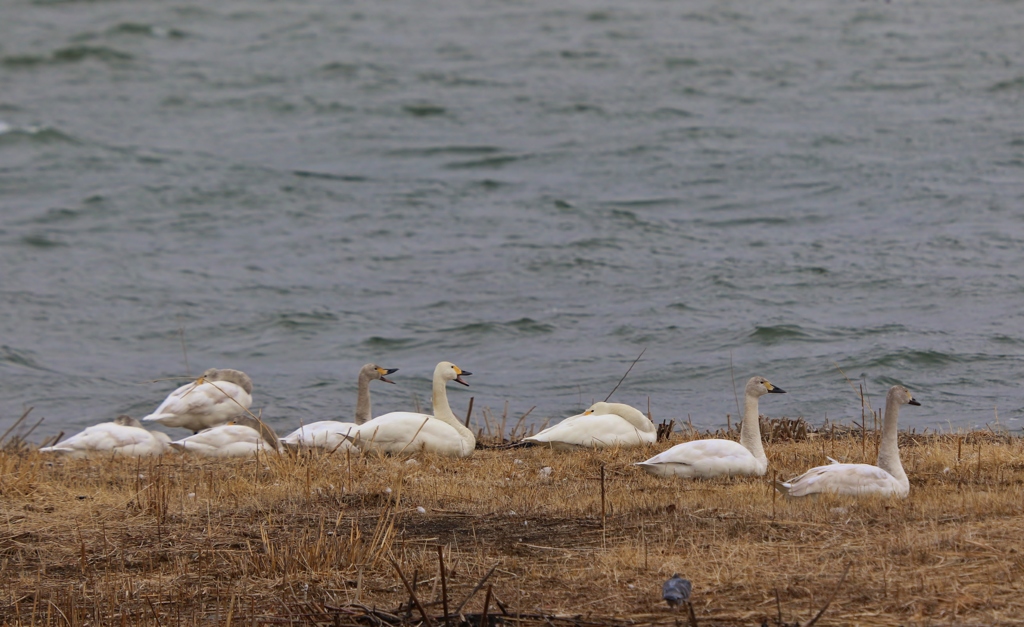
345,361,474,457
39,415,171,458
775,385,920,498
142,368,253,432
634,376,785,478
170,415,280,458
523,402,656,450
281,363,398,451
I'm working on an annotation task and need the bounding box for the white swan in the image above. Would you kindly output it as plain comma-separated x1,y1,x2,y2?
281,363,398,451
345,361,474,457
39,415,171,458
775,385,920,498
523,401,656,450
634,376,785,478
170,415,280,458
142,368,253,432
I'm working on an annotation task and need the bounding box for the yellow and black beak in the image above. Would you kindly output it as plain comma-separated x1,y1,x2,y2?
908,397,921,406
377,367,398,384
766,382,786,394
454,366,471,387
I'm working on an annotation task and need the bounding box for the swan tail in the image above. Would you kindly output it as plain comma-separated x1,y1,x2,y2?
774,480,794,496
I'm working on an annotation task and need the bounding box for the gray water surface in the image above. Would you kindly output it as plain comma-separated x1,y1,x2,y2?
2,0,1024,437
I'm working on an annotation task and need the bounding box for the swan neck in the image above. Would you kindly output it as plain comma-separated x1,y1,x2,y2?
877,396,907,486
739,392,766,463
354,371,372,425
613,404,656,433
431,370,475,448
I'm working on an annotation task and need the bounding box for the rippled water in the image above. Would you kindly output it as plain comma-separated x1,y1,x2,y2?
3,0,1024,438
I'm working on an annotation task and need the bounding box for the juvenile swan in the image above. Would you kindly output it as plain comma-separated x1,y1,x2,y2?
142,368,253,432
39,415,171,458
346,361,474,457
523,401,656,450
281,364,398,451
170,415,280,458
776,385,920,498
634,376,785,478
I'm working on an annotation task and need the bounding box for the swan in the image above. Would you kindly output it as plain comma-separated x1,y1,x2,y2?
281,363,398,451
523,401,656,450
170,415,280,458
142,368,253,432
345,361,474,457
634,376,785,478
775,385,920,498
39,415,171,458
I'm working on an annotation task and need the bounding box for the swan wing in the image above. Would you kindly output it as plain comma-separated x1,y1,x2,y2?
143,380,252,428
778,463,904,497
349,412,468,457
171,425,276,457
172,425,263,451
42,424,170,457
635,439,764,478
282,421,357,449
524,413,655,448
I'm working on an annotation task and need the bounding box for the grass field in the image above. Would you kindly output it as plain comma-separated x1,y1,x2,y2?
2,413,1024,626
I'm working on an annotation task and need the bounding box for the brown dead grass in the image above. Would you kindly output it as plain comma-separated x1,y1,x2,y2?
2,423,1024,626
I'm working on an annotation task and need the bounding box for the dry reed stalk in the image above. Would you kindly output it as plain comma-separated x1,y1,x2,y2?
604,348,646,403
464,397,475,429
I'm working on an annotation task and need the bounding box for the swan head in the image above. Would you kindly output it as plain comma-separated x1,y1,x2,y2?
202,368,254,394
231,415,280,448
582,402,613,416
436,361,471,386
361,363,398,384
888,385,921,407
746,376,785,397
113,415,143,428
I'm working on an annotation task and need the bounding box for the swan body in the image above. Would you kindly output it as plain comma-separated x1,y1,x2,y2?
171,416,280,458
282,421,358,451
523,402,656,450
143,368,253,432
776,385,920,498
281,364,398,451
346,361,474,457
635,377,785,478
39,415,171,458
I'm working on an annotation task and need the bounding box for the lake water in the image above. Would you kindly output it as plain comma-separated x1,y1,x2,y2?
3,0,1024,439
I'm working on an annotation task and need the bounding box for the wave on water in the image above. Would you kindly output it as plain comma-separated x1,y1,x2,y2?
0,123,78,145
387,145,504,158
749,324,814,345
858,349,964,369
362,336,419,350
1,346,43,370
444,155,526,170
106,22,187,39
402,103,447,118
441,318,556,338
2,46,133,67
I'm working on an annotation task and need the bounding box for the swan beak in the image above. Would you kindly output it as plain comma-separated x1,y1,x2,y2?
766,383,786,394
454,366,471,386
908,397,921,406
377,367,398,384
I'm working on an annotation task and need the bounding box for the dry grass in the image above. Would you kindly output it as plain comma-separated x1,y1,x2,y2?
2,419,1024,626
